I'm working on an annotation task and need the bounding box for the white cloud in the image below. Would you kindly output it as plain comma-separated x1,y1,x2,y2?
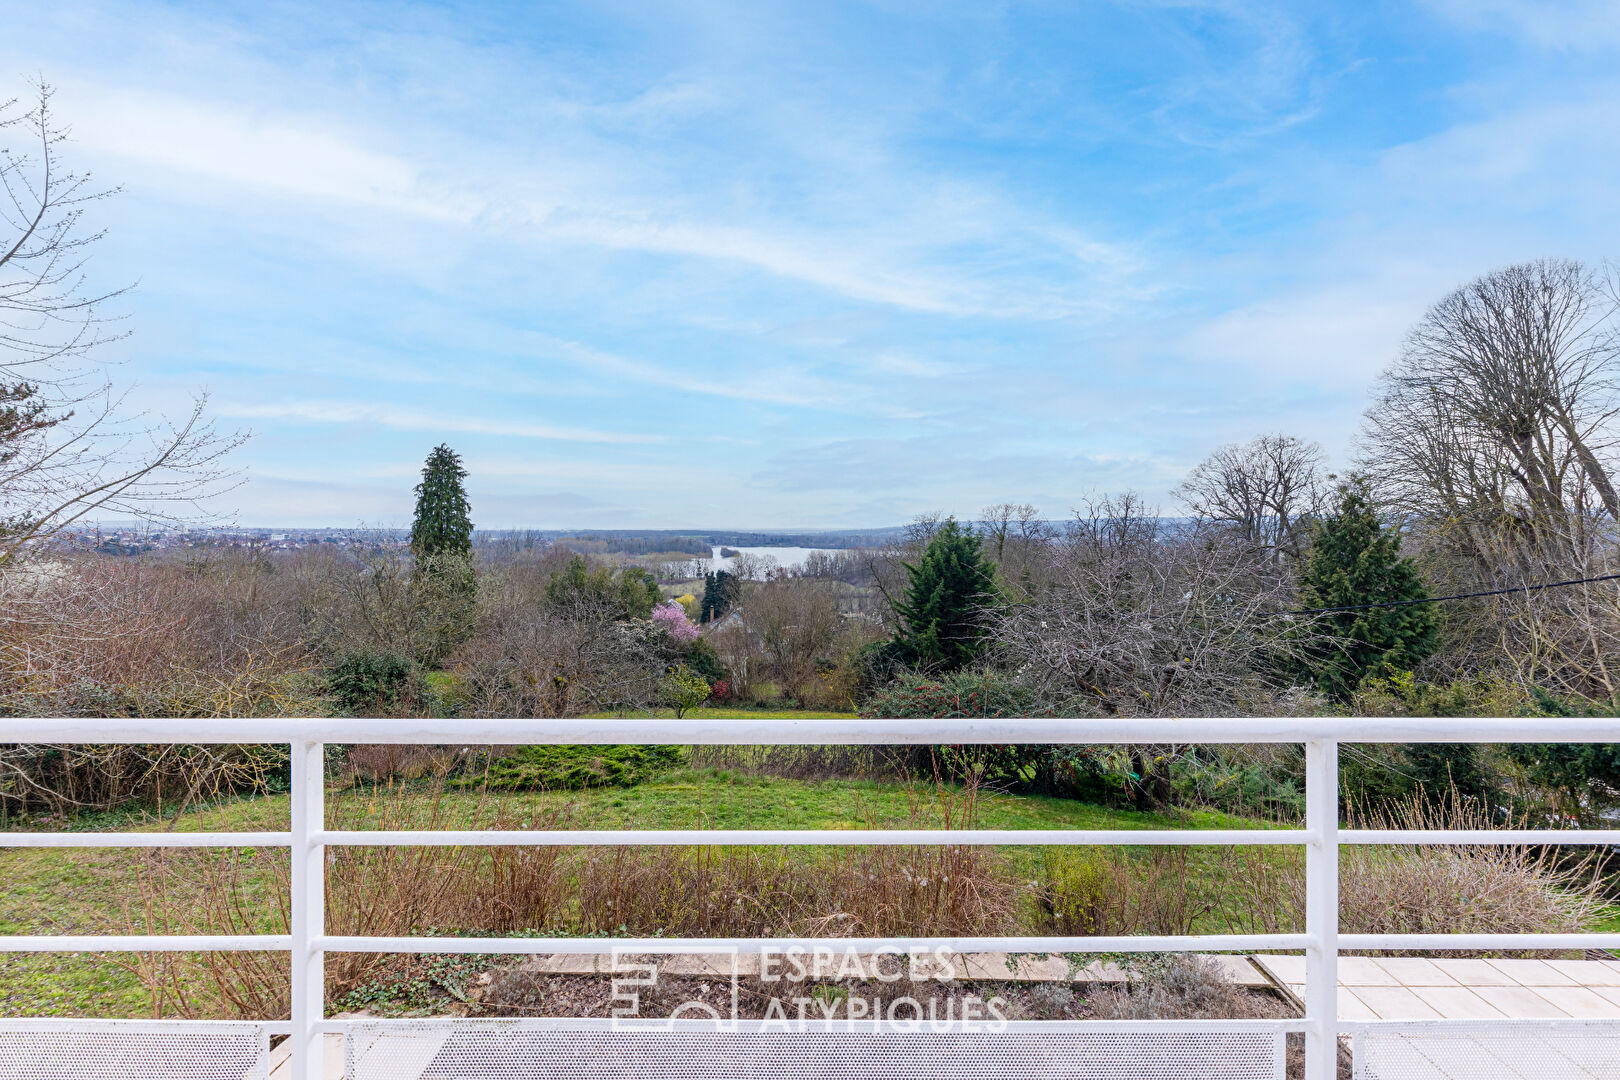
64,83,467,221
52,73,1139,320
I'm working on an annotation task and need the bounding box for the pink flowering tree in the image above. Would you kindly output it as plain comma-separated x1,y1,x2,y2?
652,600,701,644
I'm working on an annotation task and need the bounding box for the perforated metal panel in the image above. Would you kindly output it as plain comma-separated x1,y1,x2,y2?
1354,1019,1620,1079
0,1021,269,1080
344,1021,1285,1080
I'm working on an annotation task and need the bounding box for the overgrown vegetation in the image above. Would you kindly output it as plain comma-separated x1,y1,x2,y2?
467,745,684,791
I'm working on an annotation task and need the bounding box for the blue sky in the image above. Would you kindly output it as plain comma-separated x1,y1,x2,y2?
7,0,1620,528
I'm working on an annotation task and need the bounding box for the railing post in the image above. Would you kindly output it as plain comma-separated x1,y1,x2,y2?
1305,738,1340,1080
289,739,325,1080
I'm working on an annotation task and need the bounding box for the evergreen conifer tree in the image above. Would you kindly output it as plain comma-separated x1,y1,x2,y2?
700,570,737,622
410,444,473,558
1299,477,1438,699
892,518,998,671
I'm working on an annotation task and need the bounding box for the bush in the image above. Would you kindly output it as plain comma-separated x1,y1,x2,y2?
660,665,711,718
679,637,726,683
132,781,1021,1018
326,649,416,716
468,744,684,791
861,670,1114,797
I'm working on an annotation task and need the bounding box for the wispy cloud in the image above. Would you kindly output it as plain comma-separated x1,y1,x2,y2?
66,83,466,220
8,0,1618,526
219,401,664,444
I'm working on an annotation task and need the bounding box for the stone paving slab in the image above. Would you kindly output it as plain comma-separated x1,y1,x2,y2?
1250,955,1620,1020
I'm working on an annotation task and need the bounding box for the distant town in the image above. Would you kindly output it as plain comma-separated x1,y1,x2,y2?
41,525,913,558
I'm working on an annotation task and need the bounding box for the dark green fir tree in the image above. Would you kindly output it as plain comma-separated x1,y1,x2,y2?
410,444,473,559
892,518,998,671
1299,477,1438,699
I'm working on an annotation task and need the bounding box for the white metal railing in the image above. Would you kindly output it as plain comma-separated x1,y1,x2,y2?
2,717,1620,1080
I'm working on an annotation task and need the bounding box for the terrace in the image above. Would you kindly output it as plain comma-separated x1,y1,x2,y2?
2,715,1619,1080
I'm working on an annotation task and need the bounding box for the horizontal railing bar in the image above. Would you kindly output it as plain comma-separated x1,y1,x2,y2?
0,935,292,952
313,1017,1310,1033
1338,932,1620,950
0,832,291,848
320,828,1311,847
1341,830,1620,845
0,1019,291,1033
319,934,1311,954
8,716,1620,744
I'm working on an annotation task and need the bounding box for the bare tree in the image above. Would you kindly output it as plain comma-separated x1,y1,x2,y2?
1361,258,1620,567
1357,259,1620,699
0,84,240,565
978,502,1056,594
1174,434,1326,559
746,574,842,701
454,555,664,717
991,494,1319,806
997,494,1308,717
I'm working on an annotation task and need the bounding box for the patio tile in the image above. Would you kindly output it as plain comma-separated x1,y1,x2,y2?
1483,959,1577,985
1353,985,1445,1019
1468,985,1572,1017
1335,956,1401,985
1252,954,1306,985
1544,959,1620,986
1530,985,1620,1018
1435,959,1518,986
1368,957,1457,986
1336,987,1379,1021
1416,985,1507,1019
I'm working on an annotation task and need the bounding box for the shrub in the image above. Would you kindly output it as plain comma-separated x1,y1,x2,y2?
862,670,1115,797
468,744,684,791
326,649,415,716
861,668,1051,720
660,665,711,718
1338,793,1607,946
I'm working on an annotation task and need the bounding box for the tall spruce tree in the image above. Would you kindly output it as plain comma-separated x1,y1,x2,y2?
893,518,998,671
1299,477,1438,699
410,444,473,558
